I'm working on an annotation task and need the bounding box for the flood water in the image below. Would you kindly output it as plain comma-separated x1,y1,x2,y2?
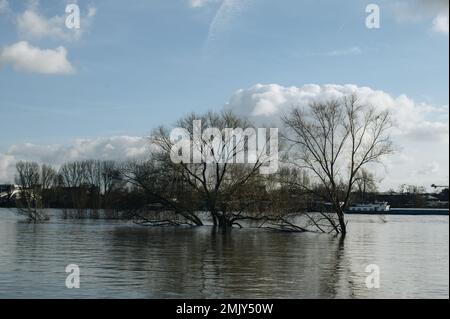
0,208,448,299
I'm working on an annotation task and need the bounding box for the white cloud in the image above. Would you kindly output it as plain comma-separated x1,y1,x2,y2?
417,161,440,176
390,0,449,35
389,1,423,23
225,83,449,190
432,13,449,34
87,6,97,18
0,41,75,74
305,46,363,58
323,46,362,57
16,3,96,41
0,136,151,184
17,10,66,40
0,154,15,184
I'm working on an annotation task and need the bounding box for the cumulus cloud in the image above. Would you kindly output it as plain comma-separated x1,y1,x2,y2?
17,10,67,40
0,136,151,183
225,83,449,190
390,0,449,35
432,13,449,34
16,2,96,41
0,41,74,74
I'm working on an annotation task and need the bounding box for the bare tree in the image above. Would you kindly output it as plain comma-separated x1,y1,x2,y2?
283,95,394,235
82,160,102,209
83,160,101,188
59,161,86,188
122,158,204,226
59,161,90,209
101,160,122,208
14,161,48,221
354,168,377,203
145,110,277,229
41,164,57,190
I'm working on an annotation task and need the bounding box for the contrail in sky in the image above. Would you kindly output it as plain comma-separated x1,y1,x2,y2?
204,0,254,50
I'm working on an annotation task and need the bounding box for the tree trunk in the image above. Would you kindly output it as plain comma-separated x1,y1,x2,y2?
336,208,347,235
218,215,231,228
211,213,232,230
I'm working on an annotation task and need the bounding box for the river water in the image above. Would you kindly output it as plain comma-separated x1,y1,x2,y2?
0,208,448,298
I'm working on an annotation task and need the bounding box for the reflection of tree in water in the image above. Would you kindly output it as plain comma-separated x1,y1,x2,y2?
321,236,357,298
106,227,357,298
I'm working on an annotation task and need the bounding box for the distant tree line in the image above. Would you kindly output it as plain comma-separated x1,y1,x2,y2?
14,160,124,209
361,185,449,209
10,158,315,228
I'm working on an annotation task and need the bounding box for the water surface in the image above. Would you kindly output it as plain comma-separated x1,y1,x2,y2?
0,208,448,298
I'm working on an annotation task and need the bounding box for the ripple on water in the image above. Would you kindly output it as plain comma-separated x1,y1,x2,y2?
0,209,448,298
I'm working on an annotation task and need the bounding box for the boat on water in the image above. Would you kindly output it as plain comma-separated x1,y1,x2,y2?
347,202,390,213
347,202,449,215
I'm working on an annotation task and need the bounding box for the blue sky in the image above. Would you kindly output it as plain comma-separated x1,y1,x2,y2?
0,0,449,188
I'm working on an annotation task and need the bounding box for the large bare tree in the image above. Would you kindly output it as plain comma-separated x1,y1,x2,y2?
283,95,394,235
141,111,278,229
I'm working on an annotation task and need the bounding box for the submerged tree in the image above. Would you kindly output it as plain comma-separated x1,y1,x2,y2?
122,157,205,226
283,95,394,235
130,110,279,229
14,161,49,222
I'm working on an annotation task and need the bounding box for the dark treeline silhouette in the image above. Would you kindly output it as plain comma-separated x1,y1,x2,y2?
13,160,124,210
9,159,315,229
359,188,449,209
